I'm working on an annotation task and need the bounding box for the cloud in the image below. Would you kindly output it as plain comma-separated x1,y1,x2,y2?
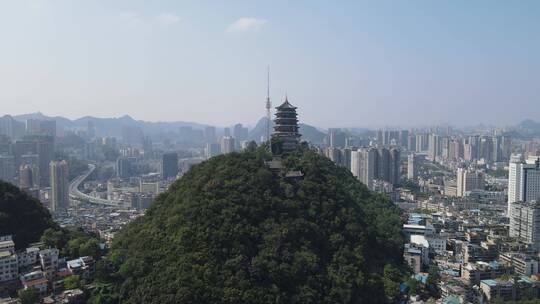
226,17,267,33
119,11,142,26
156,13,181,25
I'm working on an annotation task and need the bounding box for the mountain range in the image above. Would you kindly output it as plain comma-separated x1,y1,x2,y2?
9,112,327,143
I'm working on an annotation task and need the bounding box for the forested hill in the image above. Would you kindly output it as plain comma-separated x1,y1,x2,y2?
105,145,406,303
0,181,58,249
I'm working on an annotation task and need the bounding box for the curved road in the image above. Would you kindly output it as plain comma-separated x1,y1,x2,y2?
69,164,125,207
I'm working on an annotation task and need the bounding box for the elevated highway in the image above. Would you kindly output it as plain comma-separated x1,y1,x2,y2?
69,164,126,207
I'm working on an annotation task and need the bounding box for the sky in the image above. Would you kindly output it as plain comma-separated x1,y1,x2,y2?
0,0,539,128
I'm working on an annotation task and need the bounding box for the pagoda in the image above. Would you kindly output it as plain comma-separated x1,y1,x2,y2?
271,96,301,155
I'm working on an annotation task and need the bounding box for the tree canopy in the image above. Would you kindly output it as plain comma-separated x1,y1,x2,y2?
105,146,406,303
0,180,58,249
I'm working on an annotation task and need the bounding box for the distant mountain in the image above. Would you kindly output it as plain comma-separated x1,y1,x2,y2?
14,112,74,130
13,113,209,137
248,117,327,144
10,113,328,143
519,119,540,132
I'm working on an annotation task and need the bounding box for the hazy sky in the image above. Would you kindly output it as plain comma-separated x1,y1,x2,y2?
1,1,539,128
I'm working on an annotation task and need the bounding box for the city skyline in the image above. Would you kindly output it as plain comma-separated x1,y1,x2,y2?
1,1,539,127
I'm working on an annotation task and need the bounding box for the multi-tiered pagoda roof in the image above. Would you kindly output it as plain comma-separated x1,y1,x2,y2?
272,97,301,154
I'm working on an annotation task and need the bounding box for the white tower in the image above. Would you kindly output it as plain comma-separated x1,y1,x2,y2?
265,66,271,143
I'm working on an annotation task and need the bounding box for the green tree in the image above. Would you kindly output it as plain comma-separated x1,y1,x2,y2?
426,266,441,298
79,238,101,258
87,283,119,304
383,264,402,302
0,181,58,249
18,288,39,304
64,275,82,290
41,228,69,249
405,277,421,296
104,147,406,303
62,235,101,259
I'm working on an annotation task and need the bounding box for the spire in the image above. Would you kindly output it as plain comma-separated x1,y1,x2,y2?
266,66,270,103
265,66,271,144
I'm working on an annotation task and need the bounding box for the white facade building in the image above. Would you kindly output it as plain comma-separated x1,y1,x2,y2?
509,200,540,250
456,168,485,197
507,155,540,215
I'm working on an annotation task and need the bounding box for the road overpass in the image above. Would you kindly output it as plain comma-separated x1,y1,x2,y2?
69,164,126,207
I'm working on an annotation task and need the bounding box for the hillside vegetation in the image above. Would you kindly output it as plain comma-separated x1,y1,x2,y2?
0,181,58,249
105,145,406,303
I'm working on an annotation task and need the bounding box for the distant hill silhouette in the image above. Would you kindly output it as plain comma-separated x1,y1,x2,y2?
9,113,328,144
519,119,540,132
249,117,326,144
13,113,210,137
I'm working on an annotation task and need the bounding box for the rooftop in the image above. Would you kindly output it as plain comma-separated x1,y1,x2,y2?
276,98,297,110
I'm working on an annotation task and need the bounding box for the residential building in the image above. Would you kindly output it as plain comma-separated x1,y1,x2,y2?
161,152,179,180
50,160,69,213
509,201,540,250
456,168,485,197
508,155,540,215
499,253,539,276
220,136,235,154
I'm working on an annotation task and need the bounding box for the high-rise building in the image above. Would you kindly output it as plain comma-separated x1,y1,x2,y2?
36,137,55,187
456,168,485,197
389,148,401,185
510,201,540,250
479,136,493,162
116,157,137,178
220,136,235,154
25,119,41,135
415,134,428,152
161,152,179,180
448,139,463,161
14,135,54,187
407,153,419,180
49,160,69,213
102,137,117,149
0,115,16,139
508,155,540,215
87,121,96,138
377,148,391,182
407,135,416,152
204,126,216,143
328,128,346,148
121,126,143,145
501,136,512,161
39,120,56,137
428,134,440,161
400,130,409,148
468,135,480,160
19,164,39,189
326,147,342,164
205,143,221,159
341,148,352,171
351,147,378,189
0,155,16,184
233,124,249,143
223,127,231,137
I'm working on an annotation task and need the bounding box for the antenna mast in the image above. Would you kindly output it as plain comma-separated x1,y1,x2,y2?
265,66,271,144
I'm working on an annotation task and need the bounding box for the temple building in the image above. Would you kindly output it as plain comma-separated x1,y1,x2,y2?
272,97,301,154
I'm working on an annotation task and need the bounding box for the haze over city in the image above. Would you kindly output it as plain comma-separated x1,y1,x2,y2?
1,0,539,127
5,1,540,304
